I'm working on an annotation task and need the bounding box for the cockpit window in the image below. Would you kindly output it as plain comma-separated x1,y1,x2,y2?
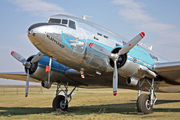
48,18,76,29
48,18,61,23
62,19,68,24
69,20,76,29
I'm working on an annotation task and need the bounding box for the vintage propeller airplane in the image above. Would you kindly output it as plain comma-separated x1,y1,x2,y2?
6,14,180,114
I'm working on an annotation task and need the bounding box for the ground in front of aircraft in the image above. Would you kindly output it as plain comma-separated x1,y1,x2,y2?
0,86,180,119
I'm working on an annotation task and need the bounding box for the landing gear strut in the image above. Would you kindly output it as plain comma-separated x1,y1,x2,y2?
52,82,76,111
137,78,159,114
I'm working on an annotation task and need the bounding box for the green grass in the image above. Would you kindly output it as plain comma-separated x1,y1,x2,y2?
0,86,180,119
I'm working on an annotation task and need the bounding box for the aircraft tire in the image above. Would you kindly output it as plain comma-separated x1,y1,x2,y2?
52,95,68,111
137,94,153,114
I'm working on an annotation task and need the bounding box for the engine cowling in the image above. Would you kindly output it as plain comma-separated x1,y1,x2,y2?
109,47,127,69
25,56,38,74
24,55,68,82
109,47,139,77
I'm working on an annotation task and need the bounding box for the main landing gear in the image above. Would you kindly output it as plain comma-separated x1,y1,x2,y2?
52,82,76,111
137,78,159,114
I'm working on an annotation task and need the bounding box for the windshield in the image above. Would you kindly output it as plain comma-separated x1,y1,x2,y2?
48,18,76,29
48,18,61,23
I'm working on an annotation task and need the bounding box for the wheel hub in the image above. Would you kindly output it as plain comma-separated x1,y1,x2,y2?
145,99,151,110
60,100,66,109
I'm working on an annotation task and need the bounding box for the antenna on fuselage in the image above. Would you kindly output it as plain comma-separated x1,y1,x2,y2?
82,15,93,20
149,46,153,50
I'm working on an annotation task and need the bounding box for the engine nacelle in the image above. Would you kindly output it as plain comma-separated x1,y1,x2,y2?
109,47,140,77
41,81,52,89
24,55,68,82
126,77,139,86
109,47,127,69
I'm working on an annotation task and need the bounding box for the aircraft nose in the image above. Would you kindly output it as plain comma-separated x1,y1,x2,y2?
27,23,48,45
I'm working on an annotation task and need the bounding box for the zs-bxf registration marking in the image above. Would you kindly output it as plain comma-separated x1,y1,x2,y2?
47,34,65,48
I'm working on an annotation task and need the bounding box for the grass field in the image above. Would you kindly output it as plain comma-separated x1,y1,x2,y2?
0,85,180,120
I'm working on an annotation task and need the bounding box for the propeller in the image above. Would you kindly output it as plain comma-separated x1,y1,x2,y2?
31,52,44,63
111,32,145,96
90,32,145,96
11,51,44,97
47,57,52,89
113,60,118,96
44,57,52,89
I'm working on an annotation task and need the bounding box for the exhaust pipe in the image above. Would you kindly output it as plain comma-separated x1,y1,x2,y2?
126,77,139,86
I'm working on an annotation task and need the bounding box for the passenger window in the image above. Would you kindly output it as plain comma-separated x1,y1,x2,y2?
97,33,102,36
48,18,61,23
69,20,76,29
62,19,68,24
104,35,108,39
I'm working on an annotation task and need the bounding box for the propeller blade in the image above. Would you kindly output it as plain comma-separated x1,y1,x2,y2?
11,51,27,64
25,69,29,97
113,60,118,96
47,57,52,89
118,32,145,56
31,52,44,63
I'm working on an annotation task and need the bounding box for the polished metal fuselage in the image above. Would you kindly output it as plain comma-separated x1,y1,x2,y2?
28,14,167,77
27,14,180,92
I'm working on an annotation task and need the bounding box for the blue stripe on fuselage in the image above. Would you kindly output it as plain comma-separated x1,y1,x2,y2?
127,46,156,69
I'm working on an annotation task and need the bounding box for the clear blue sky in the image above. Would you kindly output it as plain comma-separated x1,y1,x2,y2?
1,0,180,72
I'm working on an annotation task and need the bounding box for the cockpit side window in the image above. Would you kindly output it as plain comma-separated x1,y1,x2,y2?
62,19,68,25
48,18,61,23
69,20,76,29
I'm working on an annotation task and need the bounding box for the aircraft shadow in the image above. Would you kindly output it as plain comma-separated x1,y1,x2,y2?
68,100,180,115
0,99,180,116
131,99,180,105
0,107,52,116
156,99,180,104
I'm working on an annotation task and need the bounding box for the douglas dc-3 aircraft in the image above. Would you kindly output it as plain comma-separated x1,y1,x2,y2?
4,14,180,114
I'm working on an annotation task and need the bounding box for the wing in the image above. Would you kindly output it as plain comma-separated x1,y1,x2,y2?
0,73,40,83
154,61,180,85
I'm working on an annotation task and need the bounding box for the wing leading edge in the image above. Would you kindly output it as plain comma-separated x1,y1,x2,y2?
154,61,180,85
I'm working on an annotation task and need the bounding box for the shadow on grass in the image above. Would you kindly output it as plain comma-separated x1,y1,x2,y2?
69,103,137,115
0,103,136,116
153,99,180,113
0,107,52,116
1,99,180,116
156,99,180,104
131,99,180,105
